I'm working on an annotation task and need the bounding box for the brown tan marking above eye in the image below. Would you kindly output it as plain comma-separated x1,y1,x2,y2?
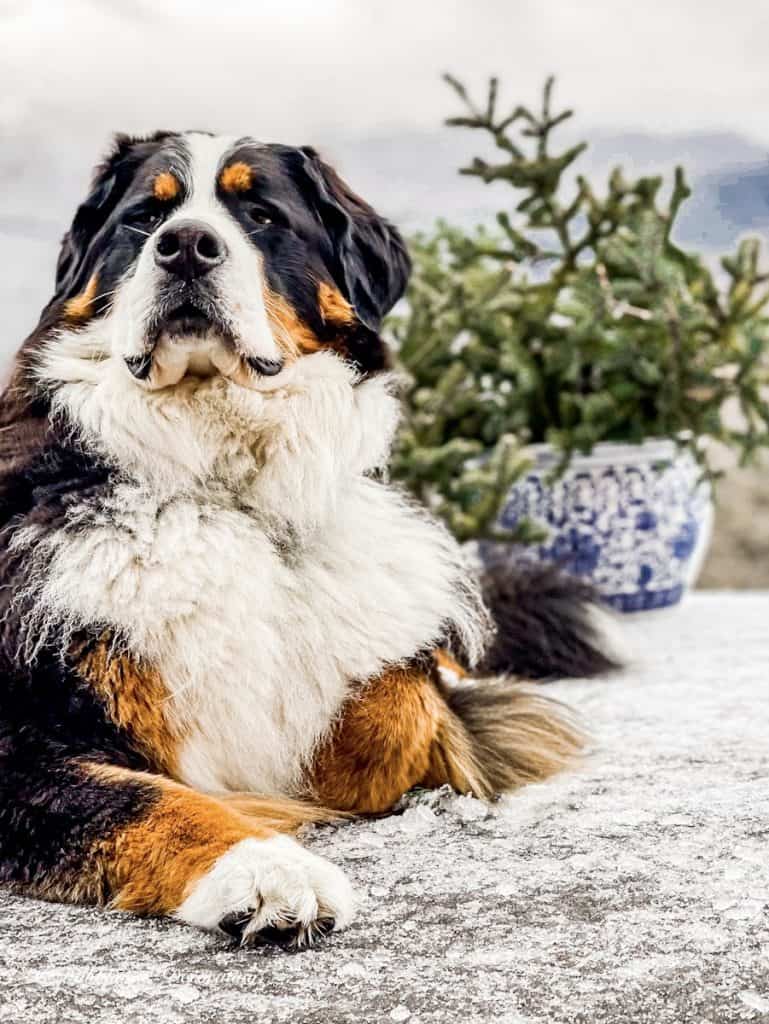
219,161,253,193
63,272,99,322
152,171,180,202
318,282,355,326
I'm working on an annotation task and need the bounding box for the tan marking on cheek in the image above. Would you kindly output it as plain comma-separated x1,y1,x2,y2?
63,273,99,322
318,281,355,326
262,284,358,364
219,161,253,193
263,287,323,359
73,637,183,776
152,171,180,201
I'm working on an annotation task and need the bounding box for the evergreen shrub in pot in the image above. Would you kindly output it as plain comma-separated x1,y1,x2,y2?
388,77,769,611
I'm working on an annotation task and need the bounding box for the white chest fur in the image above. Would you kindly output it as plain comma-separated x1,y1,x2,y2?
24,353,487,796
48,478,478,794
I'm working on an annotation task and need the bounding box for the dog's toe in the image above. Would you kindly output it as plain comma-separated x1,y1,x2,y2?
176,835,354,949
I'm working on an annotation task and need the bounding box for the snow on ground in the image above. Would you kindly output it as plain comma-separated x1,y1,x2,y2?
1,592,767,1023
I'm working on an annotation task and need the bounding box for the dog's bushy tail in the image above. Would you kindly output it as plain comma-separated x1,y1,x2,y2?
476,559,620,680
429,676,585,800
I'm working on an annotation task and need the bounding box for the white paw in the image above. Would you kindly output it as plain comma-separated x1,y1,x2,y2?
175,835,355,948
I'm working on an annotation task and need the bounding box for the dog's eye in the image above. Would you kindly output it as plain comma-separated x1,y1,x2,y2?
247,206,273,228
123,205,164,233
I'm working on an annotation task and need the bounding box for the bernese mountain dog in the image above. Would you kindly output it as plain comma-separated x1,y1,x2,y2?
0,132,613,949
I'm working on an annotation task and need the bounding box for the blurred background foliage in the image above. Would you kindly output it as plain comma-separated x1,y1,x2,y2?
388,77,769,543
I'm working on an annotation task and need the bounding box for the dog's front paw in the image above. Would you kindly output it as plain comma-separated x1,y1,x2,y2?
176,835,355,949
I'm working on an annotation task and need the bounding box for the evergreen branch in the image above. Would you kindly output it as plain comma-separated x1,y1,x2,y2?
387,74,769,545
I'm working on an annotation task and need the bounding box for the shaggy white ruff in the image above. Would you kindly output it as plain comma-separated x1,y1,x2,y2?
19,348,489,796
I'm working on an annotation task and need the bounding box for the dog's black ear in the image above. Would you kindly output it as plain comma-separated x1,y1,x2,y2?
54,132,173,301
297,147,411,330
54,170,121,300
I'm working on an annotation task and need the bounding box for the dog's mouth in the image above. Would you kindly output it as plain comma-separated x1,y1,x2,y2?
162,299,218,339
125,289,284,388
148,290,231,345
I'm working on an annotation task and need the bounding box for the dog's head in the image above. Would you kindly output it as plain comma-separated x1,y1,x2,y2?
34,131,409,391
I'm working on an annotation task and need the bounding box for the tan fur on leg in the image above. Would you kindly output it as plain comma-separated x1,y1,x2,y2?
310,659,584,812
84,765,338,916
310,665,445,814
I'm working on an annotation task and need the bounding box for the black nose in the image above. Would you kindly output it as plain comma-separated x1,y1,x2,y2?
155,220,227,280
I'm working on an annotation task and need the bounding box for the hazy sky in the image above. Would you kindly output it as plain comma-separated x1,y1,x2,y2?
2,0,769,145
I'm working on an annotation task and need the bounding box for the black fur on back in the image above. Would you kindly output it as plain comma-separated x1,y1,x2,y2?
477,560,620,680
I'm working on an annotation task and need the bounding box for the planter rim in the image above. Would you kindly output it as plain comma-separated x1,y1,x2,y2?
524,437,693,469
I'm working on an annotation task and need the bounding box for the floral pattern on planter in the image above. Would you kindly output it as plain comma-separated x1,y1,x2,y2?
491,441,713,612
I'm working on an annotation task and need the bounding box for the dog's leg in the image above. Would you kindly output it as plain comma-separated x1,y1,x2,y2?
0,736,354,947
310,658,583,813
310,664,445,814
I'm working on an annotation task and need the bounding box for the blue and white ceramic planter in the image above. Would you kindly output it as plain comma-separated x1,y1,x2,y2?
487,439,714,613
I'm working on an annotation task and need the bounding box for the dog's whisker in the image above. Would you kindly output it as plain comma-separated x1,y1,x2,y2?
124,225,152,238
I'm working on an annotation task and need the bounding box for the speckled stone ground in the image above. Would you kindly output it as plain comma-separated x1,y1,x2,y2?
1,592,767,1024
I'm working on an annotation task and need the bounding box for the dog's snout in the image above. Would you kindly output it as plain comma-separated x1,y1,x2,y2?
155,220,227,280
